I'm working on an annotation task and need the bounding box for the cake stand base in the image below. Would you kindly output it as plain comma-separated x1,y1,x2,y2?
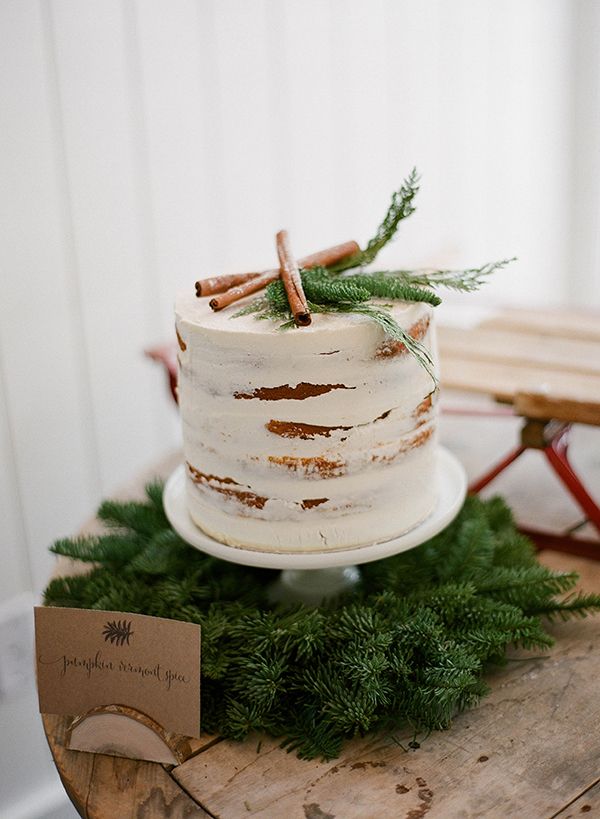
269,566,361,605
163,446,467,604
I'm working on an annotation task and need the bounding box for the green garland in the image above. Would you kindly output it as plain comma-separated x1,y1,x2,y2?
233,169,515,386
44,483,600,760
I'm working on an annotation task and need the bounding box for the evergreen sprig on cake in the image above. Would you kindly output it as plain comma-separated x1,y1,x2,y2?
195,169,513,384
45,483,600,761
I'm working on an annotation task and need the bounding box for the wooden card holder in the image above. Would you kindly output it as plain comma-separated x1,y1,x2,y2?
66,704,195,765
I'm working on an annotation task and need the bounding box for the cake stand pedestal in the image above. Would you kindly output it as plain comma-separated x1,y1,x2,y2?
163,447,467,604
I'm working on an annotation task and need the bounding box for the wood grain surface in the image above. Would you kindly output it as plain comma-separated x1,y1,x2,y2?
43,712,209,818
172,618,600,819
478,308,600,343
438,325,600,377
41,308,600,817
552,780,600,818
43,610,600,819
439,308,600,415
440,356,600,407
42,497,600,818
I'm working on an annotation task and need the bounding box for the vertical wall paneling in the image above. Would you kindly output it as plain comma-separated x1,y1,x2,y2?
480,0,523,288
0,0,99,593
121,0,181,450
211,0,278,270
119,2,166,348
194,0,230,274
0,362,30,602
383,0,444,268
450,0,533,307
49,0,170,494
468,0,571,307
436,1,491,266
511,0,570,306
328,0,391,247
1,0,596,599
270,0,338,253
569,0,600,307
132,0,215,319
262,1,293,236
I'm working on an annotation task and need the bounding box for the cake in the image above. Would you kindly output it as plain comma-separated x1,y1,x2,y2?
175,293,438,552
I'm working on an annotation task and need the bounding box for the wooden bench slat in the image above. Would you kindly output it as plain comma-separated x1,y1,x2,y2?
440,355,600,410
478,308,600,343
514,391,600,426
438,325,600,377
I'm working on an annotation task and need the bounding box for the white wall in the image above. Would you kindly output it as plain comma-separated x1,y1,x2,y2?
1,3,599,814
4,0,599,605
2,0,599,599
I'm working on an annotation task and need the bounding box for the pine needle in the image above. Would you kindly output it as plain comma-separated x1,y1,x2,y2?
344,273,441,306
329,168,421,272
229,175,512,383
383,258,516,293
314,302,438,386
43,488,600,760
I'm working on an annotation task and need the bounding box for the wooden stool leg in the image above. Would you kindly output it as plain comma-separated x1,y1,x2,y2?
544,426,600,535
469,445,526,494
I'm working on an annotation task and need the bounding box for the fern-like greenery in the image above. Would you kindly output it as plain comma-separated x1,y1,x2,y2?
342,273,441,305
328,168,421,272
236,266,440,383
44,484,600,761
377,258,517,293
233,170,514,386
308,302,437,383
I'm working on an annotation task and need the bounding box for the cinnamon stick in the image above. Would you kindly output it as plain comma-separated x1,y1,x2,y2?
208,240,359,311
208,268,282,311
195,272,261,297
276,229,311,327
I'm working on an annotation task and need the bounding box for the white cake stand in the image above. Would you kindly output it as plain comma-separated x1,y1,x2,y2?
163,446,466,604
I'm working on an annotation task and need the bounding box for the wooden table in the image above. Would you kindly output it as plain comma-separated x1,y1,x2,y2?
42,455,600,818
44,307,600,818
43,608,600,819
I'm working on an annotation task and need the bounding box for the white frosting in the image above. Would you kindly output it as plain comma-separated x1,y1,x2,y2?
175,293,439,552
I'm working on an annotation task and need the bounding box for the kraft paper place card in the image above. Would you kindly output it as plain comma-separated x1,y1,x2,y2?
34,607,201,742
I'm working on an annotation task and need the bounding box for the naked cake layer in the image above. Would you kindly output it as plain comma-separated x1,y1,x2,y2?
175,293,438,551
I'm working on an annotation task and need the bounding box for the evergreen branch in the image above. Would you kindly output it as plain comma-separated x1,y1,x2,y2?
232,257,508,318
329,168,420,272
232,274,438,385
304,278,371,305
316,302,437,386
145,479,169,513
265,271,371,313
50,534,144,566
382,258,516,292
434,512,495,582
44,573,101,608
97,497,167,536
42,488,599,761
343,273,441,306
265,279,293,313
524,591,600,621
473,566,578,608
